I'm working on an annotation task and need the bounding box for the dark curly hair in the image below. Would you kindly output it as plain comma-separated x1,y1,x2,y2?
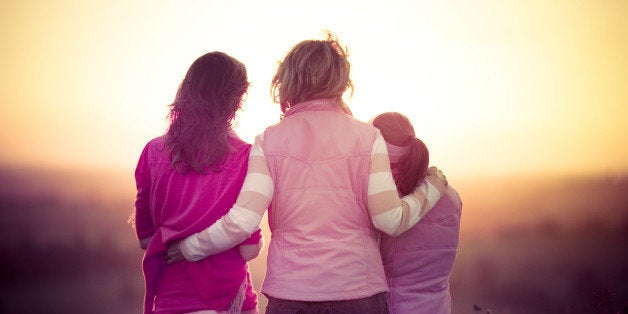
165,51,249,173
372,112,429,196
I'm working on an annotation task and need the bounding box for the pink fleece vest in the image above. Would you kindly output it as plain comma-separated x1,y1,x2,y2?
260,99,389,301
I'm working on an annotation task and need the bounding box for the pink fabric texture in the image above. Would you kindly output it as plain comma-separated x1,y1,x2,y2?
379,186,462,314
385,142,410,163
260,99,389,301
134,134,261,314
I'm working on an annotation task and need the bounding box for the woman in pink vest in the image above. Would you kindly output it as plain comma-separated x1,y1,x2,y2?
167,33,448,313
133,52,263,314
373,112,462,314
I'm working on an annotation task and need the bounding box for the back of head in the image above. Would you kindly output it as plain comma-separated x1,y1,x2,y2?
166,51,249,173
372,112,429,196
271,32,353,114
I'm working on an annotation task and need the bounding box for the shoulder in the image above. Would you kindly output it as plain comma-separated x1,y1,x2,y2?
263,119,283,133
343,114,379,137
258,121,282,145
446,185,463,208
145,135,166,149
138,135,166,158
228,132,252,150
430,185,462,216
225,133,252,166
348,118,380,147
136,135,170,166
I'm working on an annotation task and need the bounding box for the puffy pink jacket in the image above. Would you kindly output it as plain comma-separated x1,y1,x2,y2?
260,100,389,301
380,186,462,313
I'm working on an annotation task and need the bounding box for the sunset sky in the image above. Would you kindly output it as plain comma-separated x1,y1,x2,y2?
1,0,626,178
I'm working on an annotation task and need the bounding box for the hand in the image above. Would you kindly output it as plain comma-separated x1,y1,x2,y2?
428,166,448,187
166,241,185,264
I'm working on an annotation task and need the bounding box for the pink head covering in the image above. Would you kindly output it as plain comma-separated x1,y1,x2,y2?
386,142,410,163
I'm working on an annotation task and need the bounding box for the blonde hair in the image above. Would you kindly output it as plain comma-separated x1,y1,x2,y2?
271,32,354,114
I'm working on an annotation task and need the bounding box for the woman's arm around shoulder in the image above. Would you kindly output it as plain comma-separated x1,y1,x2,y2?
367,131,448,236
167,134,273,263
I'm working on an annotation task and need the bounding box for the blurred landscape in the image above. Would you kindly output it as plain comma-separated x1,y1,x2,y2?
0,165,626,313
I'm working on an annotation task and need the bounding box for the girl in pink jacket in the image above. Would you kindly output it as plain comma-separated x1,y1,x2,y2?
373,112,463,314
167,33,448,314
133,52,263,314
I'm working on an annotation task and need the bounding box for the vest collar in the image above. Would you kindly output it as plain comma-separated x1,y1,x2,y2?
284,98,350,118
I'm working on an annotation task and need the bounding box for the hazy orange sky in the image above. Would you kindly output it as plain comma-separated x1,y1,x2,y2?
1,0,626,178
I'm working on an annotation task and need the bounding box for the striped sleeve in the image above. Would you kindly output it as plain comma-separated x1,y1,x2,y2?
367,131,446,236
180,134,273,261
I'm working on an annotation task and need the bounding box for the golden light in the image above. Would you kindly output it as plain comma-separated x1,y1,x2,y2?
0,0,626,178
